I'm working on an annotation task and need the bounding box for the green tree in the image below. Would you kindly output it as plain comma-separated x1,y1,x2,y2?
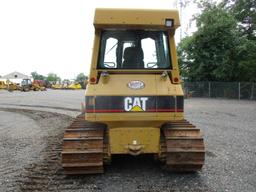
31,71,45,80
75,73,88,82
178,3,238,81
177,36,194,80
46,73,61,83
234,38,256,81
178,0,256,82
223,0,256,81
224,0,256,40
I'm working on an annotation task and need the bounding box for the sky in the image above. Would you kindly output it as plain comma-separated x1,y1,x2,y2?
0,0,198,79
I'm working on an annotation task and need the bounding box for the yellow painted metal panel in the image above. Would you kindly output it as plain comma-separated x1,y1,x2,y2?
155,74,183,96
109,127,160,154
92,74,156,96
86,74,183,96
89,30,101,82
96,112,157,121
169,36,181,83
86,112,184,122
94,8,180,29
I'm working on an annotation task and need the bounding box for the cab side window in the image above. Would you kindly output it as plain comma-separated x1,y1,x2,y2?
141,38,157,68
102,38,118,68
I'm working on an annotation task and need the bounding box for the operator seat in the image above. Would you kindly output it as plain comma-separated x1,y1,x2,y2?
122,47,144,69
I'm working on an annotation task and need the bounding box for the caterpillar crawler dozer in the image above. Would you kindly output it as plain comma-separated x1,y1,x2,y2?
62,8,205,174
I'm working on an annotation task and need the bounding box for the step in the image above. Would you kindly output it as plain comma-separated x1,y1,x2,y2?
63,137,103,141
62,162,103,168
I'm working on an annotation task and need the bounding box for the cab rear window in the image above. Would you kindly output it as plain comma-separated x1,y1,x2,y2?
98,30,172,69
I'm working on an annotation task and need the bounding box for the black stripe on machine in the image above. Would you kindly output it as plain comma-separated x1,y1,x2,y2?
85,96,183,113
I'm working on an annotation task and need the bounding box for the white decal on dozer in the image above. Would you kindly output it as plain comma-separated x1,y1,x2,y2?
124,97,148,111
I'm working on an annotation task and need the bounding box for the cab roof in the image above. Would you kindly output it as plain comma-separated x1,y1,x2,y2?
94,8,180,30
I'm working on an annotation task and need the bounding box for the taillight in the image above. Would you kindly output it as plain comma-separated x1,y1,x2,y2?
90,77,96,83
173,77,179,83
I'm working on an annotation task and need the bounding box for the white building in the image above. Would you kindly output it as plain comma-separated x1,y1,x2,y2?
0,71,31,85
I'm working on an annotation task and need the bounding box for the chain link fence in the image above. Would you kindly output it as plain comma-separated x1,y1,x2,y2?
183,82,256,100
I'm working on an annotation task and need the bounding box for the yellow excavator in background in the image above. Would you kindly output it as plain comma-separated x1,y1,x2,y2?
61,8,205,174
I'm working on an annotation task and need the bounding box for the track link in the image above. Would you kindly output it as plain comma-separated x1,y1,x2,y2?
61,113,106,174
161,120,205,172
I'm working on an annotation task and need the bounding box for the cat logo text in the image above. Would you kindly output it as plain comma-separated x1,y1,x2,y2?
124,97,148,112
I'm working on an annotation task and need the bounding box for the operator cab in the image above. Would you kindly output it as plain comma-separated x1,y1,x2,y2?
98,30,171,70
21,79,32,86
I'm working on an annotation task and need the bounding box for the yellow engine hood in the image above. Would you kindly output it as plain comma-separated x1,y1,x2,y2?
86,74,183,96
84,74,184,124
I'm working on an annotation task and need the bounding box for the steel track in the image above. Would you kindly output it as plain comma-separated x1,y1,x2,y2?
61,113,106,174
161,120,205,171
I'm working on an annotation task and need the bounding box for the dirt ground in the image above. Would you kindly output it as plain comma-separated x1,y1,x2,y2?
0,89,255,192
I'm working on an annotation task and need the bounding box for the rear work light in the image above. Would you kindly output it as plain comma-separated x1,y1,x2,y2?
165,19,174,27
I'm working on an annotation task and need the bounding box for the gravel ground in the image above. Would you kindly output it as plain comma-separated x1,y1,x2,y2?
0,90,255,192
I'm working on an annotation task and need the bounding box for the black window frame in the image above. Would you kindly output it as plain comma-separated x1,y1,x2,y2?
97,30,172,70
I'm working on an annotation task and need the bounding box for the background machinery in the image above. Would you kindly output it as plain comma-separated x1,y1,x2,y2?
20,79,46,91
61,8,205,174
0,81,7,89
5,80,20,91
51,81,82,90
67,82,82,90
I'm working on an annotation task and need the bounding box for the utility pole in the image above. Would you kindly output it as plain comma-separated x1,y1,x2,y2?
177,0,190,41
178,0,184,40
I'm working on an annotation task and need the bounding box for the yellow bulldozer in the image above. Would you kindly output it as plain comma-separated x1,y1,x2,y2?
0,81,7,89
67,82,82,90
61,8,205,174
51,83,62,89
5,80,20,91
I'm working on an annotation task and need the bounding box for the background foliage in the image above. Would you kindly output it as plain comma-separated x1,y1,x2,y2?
178,0,256,82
